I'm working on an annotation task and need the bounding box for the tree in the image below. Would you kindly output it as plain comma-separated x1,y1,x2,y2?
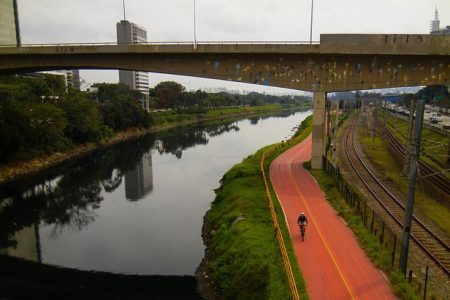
416,85,449,104
42,74,66,98
58,93,105,143
92,82,138,103
23,101,69,153
154,81,185,108
99,96,151,131
400,93,415,107
0,101,28,162
0,74,66,103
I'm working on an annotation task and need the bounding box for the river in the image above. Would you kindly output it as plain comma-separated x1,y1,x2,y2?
0,110,310,281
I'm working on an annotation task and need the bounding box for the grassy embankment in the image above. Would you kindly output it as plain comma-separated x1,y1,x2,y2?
308,168,419,299
0,104,309,184
359,113,450,235
152,104,306,128
202,116,312,300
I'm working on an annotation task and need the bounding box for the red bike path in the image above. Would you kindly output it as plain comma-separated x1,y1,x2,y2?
270,136,396,299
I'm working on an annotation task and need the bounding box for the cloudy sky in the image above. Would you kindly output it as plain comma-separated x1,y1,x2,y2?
17,0,450,94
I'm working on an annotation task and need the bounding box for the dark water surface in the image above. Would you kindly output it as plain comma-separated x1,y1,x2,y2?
0,110,311,277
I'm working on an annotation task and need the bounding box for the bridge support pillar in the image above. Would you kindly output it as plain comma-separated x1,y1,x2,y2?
311,92,327,169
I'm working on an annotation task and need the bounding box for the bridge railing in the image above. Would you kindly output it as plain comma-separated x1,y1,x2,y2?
0,40,320,48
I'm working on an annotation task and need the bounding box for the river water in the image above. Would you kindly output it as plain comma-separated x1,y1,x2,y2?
0,110,311,277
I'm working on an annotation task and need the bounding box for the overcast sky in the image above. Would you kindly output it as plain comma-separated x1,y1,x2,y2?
17,0,450,95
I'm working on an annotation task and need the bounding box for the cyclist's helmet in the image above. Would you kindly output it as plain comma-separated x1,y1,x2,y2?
300,212,305,215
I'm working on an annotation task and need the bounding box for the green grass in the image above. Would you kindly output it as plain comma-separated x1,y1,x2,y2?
308,169,420,300
152,104,311,127
203,116,312,300
203,105,295,117
359,129,450,235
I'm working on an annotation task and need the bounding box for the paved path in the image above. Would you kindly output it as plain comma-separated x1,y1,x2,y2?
270,136,396,299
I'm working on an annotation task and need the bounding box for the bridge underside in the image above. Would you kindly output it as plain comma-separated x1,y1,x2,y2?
1,52,448,93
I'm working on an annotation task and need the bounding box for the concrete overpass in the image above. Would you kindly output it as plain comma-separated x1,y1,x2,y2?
0,34,449,168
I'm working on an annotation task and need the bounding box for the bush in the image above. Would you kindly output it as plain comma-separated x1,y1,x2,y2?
59,94,104,143
99,98,150,131
23,102,69,153
0,102,28,162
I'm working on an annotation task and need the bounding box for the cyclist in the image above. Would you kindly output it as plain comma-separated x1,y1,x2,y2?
297,212,308,227
297,212,308,241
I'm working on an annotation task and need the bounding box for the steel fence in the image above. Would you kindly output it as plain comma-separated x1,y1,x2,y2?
323,157,449,299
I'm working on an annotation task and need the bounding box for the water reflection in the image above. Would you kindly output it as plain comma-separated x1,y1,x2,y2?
0,224,41,263
153,121,240,159
0,109,309,275
125,151,153,201
0,118,256,250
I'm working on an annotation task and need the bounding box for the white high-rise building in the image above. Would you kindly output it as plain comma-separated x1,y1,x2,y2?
66,69,81,91
430,7,450,35
0,0,21,46
430,7,440,32
116,20,149,110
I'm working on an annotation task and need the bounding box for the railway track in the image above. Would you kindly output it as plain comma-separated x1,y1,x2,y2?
372,112,450,195
343,112,450,277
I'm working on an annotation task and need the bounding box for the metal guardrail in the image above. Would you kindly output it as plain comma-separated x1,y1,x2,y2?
0,41,320,48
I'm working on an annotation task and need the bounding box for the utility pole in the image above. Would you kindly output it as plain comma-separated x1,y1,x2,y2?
372,117,375,146
193,0,197,49
399,99,425,276
402,99,415,176
447,138,450,167
325,99,329,135
309,0,314,44
334,100,339,167
122,0,126,20
361,95,364,113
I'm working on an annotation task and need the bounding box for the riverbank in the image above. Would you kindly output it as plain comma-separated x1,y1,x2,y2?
197,116,312,300
0,104,309,185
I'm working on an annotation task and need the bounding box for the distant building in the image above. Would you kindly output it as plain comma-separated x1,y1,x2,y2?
382,94,402,103
116,20,149,111
430,7,450,35
31,70,80,92
432,25,450,35
0,0,21,46
66,69,81,91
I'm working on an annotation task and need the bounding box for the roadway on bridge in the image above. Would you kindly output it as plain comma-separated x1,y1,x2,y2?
270,136,395,299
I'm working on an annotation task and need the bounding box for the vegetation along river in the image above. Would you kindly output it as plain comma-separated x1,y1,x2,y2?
0,110,311,295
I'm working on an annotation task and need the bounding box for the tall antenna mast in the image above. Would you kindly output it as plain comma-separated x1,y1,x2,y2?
430,5,440,32
123,0,127,20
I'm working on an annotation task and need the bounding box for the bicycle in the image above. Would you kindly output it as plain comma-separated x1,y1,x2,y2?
299,223,307,241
